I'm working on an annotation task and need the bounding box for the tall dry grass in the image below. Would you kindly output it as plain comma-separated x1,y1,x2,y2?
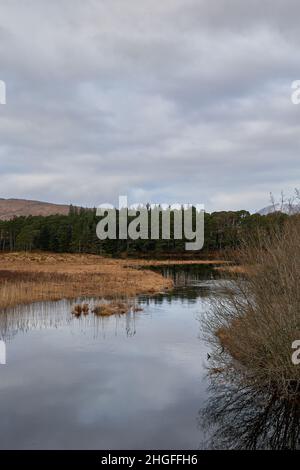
0,252,173,310
204,216,300,398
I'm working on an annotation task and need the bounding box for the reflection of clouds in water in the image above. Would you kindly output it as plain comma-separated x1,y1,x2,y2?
1,266,298,449
200,369,300,450
0,266,219,343
0,270,212,450
0,300,71,341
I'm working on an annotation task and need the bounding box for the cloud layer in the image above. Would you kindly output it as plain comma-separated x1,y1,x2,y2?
0,0,300,212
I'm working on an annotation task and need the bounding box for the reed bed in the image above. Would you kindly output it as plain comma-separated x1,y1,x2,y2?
204,216,300,399
0,252,173,310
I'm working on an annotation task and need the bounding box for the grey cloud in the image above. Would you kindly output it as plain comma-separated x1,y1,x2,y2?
0,0,300,212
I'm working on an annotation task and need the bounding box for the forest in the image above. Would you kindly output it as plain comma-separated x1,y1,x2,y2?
0,205,289,257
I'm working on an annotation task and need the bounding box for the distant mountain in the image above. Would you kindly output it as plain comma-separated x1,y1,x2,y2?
257,203,300,215
0,198,71,220
1,197,299,221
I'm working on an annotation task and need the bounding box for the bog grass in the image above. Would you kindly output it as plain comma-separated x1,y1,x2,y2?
0,252,173,310
204,216,300,398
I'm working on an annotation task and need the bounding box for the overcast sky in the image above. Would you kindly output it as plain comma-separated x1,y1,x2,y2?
0,0,300,212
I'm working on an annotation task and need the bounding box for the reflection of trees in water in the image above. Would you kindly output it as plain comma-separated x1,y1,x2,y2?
0,299,139,342
0,265,221,341
139,286,213,306
140,265,223,305
153,264,220,286
0,301,72,341
200,369,300,450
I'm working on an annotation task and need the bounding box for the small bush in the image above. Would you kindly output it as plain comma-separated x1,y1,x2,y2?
204,216,300,398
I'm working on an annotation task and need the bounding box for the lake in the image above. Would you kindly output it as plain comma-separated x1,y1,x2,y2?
0,265,298,449
0,265,219,449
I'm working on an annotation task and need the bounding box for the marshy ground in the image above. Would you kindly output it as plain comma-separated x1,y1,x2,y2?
0,252,172,309
0,252,227,310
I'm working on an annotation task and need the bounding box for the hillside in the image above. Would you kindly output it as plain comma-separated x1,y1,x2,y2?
0,198,71,220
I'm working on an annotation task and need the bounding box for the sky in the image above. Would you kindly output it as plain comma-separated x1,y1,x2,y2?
0,0,300,213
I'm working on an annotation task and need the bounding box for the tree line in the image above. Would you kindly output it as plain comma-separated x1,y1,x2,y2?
0,205,289,257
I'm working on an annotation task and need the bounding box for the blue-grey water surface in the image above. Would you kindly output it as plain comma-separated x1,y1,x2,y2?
0,266,218,449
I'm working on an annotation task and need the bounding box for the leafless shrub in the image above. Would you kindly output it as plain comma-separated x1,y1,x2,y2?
204,215,300,398
200,367,300,449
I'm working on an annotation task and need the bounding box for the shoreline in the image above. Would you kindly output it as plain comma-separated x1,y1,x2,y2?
0,252,227,310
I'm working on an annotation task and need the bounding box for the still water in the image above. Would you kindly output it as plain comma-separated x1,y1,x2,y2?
0,265,216,450
0,265,298,449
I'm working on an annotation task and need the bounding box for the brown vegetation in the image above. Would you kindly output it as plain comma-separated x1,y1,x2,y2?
127,259,228,268
204,216,300,398
91,301,139,317
214,264,251,275
71,301,139,317
0,198,71,220
0,252,173,310
71,303,89,316
0,252,228,310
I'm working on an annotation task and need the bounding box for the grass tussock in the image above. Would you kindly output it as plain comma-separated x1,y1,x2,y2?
71,303,89,316
0,252,173,310
92,301,134,317
71,301,142,317
204,216,300,398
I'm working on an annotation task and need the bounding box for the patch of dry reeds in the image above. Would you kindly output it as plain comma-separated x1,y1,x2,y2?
204,216,300,398
0,252,173,310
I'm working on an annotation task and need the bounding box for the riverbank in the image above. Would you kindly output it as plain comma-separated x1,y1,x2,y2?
205,217,300,398
0,252,227,310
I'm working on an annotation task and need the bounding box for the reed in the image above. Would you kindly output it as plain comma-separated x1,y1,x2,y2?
0,252,173,310
204,216,300,398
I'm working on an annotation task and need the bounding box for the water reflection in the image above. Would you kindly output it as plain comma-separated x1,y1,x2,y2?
147,264,223,303
0,265,213,450
0,264,219,342
152,264,219,285
200,368,300,449
0,299,139,342
3,264,295,450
